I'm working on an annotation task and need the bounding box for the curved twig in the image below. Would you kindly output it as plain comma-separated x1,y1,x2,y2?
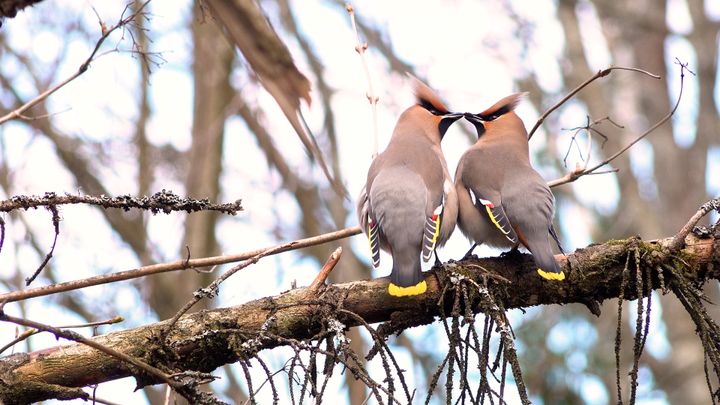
548,62,689,188
528,66,660,140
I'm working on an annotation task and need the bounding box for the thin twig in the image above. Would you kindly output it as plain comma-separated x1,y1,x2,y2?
0,316,124,354
162,244,293,337
0,327,36,355
0,1,153,126
0,312,227,403
0,216,5,254
548,62,689,188
24,205,60,286
528,66,660,140
0,226,361,303
346,3,380,157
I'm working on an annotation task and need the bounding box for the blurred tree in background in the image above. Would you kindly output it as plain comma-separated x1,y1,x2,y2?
0,0,718,404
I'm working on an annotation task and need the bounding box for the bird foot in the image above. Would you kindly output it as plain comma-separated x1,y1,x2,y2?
500,246,522,259
460,243,478,261
433,250,443,268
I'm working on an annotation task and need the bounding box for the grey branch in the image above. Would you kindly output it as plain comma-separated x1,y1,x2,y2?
0,190,243,215
1,231,718,404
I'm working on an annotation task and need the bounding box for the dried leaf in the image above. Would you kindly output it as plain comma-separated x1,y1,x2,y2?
205,0,345,196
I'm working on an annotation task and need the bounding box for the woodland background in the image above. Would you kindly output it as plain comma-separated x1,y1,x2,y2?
0,0,719,404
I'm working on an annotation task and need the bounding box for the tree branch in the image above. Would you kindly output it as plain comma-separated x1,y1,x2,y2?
346,3,380,157
0,227,361,303
548,61,689,188
0,312,227,404
0,191,242,215
1,231,718,404
528,66,660,140
669,197,720,252
0,1,152,125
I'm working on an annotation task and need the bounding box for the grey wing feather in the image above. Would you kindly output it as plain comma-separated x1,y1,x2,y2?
467,187,518,244
357,185,381,267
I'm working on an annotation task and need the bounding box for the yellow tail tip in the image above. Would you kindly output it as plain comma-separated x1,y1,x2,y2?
537,269,566,281
388,280,427,297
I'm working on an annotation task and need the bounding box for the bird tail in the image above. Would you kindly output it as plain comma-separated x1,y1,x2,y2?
388,252,426,297
526,235,565,281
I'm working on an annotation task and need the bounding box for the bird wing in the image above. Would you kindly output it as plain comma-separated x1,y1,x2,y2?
358,185,381,268
466,187,518,244
422,200,444,262
367,211,382,268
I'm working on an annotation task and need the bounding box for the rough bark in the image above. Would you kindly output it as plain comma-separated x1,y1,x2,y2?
1,233,718,404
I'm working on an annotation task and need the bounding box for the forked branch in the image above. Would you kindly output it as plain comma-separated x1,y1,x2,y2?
0,1,153,125
548,62,690,188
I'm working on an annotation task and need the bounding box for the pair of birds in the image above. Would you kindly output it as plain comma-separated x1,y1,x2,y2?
357,77,565,297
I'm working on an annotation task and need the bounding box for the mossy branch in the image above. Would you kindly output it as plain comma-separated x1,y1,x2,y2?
0,233,718,404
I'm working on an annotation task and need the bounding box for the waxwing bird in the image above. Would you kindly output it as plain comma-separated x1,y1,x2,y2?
357,76,462,297
455,93,565,281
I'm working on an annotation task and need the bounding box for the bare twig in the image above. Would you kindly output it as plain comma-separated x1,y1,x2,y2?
0,327,36,355
561,115,620,168
24,205,60,286
0,216,5,254
548,62,689,188
0,226,361,303
346,3,380,157
0,1,153,125
161,243,291,337
668,197,720,252
308,247,343,292
0,316,124,354
528,66,660,140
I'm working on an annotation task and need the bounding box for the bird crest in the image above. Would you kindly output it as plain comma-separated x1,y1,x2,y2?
407,73,451,115
476,92,527,121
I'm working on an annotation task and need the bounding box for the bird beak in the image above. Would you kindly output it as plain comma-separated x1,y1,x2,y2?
463,112,483,125
442,112,464,121
463,113,486,138
438,112,464,138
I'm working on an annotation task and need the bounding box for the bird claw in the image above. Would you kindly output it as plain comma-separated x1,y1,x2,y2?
460,243,478,261
500,246,522,259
